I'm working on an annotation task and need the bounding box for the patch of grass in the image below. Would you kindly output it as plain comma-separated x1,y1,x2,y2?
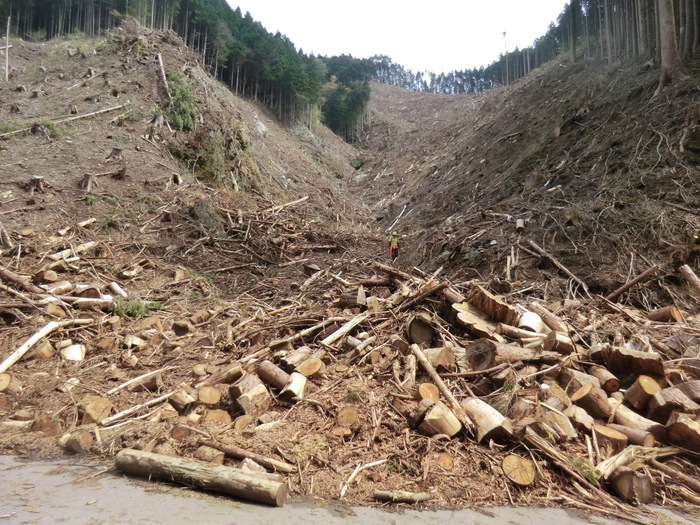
570,456,599,485
110,297,165,319
115,135,132,146
385,460,404,474
345,391,362,403
85,194,98,206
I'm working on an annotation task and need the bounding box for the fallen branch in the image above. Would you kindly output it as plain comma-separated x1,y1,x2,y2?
605,265,660,302
99,392,173,426
198,439,295,474
340,459,387,498
679,264,700,296
526,240,590,296
0,319,94,374
263,196,309,214
374,490,434,503
650,459,700,494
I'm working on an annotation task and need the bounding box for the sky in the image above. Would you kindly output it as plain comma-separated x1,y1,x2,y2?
226,1,569,74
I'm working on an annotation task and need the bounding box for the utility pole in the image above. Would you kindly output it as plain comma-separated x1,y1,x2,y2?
503,31,509,86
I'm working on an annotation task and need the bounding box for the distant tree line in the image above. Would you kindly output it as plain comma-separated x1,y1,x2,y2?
1,1,693,139
371,0,699,94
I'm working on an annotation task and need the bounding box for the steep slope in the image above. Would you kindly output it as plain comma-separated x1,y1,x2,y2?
358,58,700,306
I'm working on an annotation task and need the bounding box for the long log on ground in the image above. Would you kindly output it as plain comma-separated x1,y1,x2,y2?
198,439,295,473
608,399,666,441
0,266,46,294
115,448,287,507
465,339,563,371
397,281,448,312
605,265,660,302
410,344,474,433
0,318,94,374
526,240,590,296
679,264,700,296
320,313,368,347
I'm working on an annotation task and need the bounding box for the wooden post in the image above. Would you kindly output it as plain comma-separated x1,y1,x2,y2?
115,449,288,506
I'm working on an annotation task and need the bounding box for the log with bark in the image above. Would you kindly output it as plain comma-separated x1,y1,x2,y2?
115,448,288,506
465,339,563,371
603,346,664,376
466,284,521,325
229,374,272,415
452,302,506,342
646,387,700,423
571,383,612,419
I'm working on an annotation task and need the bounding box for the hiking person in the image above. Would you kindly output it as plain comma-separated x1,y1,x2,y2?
388,231,400,261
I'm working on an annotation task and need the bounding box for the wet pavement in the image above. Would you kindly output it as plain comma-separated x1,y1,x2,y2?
0,455,690,524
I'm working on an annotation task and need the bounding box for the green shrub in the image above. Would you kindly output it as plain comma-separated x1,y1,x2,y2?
166,71,198,131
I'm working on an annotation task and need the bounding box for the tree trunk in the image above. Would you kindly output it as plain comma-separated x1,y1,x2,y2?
655,0,684,94
115,449,288,506
570,0,578,63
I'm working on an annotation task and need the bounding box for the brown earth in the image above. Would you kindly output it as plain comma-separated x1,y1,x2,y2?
1,22,700,522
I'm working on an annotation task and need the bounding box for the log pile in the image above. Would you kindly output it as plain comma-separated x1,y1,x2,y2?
1,213,700,517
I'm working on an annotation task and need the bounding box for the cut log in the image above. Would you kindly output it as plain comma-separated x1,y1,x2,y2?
64,429,94,453
647,305,682,323
543,410,577,441
199,439,295,474
0,372,21,394
81,397,113,424
460,397,513,443
608,398,666,441
233,414,256,430
405,313,436,345
543,331,576,355
588,365,620,393
418,400,462,437
256,361,291,391
518,311,544,333
296,358,326,379
647,387,700,423
592,424,628,459
676,380,700,403
665,412,700,452
611,467,655,504
422,346,456,371
196,363,243,387
114,449,288,507
229,375,272,416
336,407,359,428
416,382,440,402
606,423,656,447
465,339,562,371
202,409,233,424
279,372,306,402
194,445,225,465
501,454,536,486
197,385,222,406
563,404,595,431
604,346,664,376
31,413,63,436
558,368,601,395
278,346,313,372
528,301,570,333
169,385,197,412
571,383,612,419
624,375,662,410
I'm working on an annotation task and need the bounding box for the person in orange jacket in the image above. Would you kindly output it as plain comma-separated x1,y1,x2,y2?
388,231,400,261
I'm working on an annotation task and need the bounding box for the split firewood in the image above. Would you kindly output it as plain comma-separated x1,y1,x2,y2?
543,410,577,441
460,397,513,443
624,375,662,410
570,383,612,419
115,448,288,507
31,413,63,436
422,346,456,371
194,445,225,465
81,397,114,424
320,313,369,348
563,404,595,431
501,454,536,486
64,429,94,454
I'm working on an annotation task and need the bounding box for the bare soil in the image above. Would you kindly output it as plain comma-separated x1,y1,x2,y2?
1,22,700,523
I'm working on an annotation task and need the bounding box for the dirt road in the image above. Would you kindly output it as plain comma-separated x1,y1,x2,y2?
4,454,673,525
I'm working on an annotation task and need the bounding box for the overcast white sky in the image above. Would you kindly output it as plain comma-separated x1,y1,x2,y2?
226,1,569,74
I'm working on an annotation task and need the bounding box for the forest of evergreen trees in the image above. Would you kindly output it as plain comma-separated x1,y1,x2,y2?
1,1,697,140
